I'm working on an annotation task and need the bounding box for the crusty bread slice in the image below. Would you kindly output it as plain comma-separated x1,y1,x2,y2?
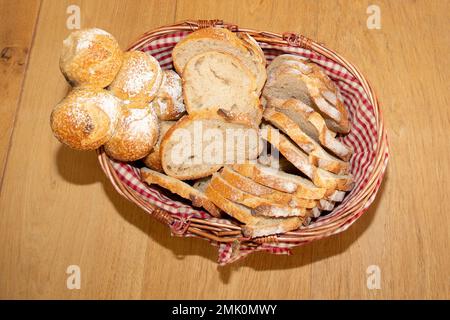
140,167,221,217
318,199,335,211
160,115,262,180
183,51,262,127
220,166,317,208
172,27,266,93
232,162,326,199
143,120,176,172
268,98,353,161
264,54,350,133
208,174,309,217
205,187,301,237
261,124,354,191
263,108,349,175
242,216,302,238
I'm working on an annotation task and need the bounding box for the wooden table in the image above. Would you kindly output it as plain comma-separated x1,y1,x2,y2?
0,0,448,299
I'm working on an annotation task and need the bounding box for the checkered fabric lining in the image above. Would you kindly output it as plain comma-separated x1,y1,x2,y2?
108,31,388,265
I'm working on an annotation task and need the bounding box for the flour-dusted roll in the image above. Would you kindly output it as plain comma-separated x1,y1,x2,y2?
142,120,176,172
50,87,121,150
151,70,186,120
60,28,123,88
160,115,262,180
183,51,262,127
109,50,163,104
172,27,267,93
104,106,159,161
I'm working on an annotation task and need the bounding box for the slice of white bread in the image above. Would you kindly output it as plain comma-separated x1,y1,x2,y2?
172,27,266,93
263,54,350,133
261,124,354,191
160,115,262,180
318,199,335,211
205,187,301,238
220,166,317,208
232,162,326,199
208,174,309,217
268,97,353,161
183,51,262,127
142,120,176,172
263,108,349,175
140,167,221,217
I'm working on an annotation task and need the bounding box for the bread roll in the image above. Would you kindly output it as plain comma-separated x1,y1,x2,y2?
142,120,176,172
60,28,123,88
50,88,121,150
151,70,186,121
104,106,159,161
109,51,162,103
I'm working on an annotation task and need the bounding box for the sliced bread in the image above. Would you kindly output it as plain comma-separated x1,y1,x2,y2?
208,174,309,217
160,115,262,180
140,167,221,217
268,97,353,161
172,27,266,93
263,54,350,133
232,162,326,199
220,166,317,208
205,187,302,237
183,51,262,127
263,108,350,175
261,124,354,191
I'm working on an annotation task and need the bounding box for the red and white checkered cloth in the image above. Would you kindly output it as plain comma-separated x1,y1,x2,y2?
108,31,389,265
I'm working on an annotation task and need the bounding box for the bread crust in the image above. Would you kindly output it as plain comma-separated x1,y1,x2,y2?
60,28,123,88
142,120,176,172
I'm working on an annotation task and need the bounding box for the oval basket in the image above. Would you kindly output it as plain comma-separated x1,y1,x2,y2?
97,20,389,265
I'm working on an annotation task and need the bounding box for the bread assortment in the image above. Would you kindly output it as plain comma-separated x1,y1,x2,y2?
51,27,356,239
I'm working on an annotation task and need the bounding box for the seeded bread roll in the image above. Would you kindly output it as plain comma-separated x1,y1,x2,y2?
183,51,262,127
142,120,176,172
104,106,159,161
109,50,163,104
151,70,186,120
60,28,123,88
160,115,262,180
50,88,121,150
172,27,266,93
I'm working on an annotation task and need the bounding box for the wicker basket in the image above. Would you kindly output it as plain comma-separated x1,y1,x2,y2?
97,20,389,264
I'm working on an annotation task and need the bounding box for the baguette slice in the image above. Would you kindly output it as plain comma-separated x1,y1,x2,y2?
183,51,262,127
318,199,335,211
264,108,350,175
140,167,221,217
208,174,309,217
264,54,350,133
220,166,317,208
267,97,353,161
172,27,266,93
232,162,326,199
205,187,301,237
261,124,354,191
160,115,262,180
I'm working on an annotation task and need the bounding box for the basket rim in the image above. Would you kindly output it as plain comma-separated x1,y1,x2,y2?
97,19,389,246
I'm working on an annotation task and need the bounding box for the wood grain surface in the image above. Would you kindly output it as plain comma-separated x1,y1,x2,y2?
0,0,448,299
